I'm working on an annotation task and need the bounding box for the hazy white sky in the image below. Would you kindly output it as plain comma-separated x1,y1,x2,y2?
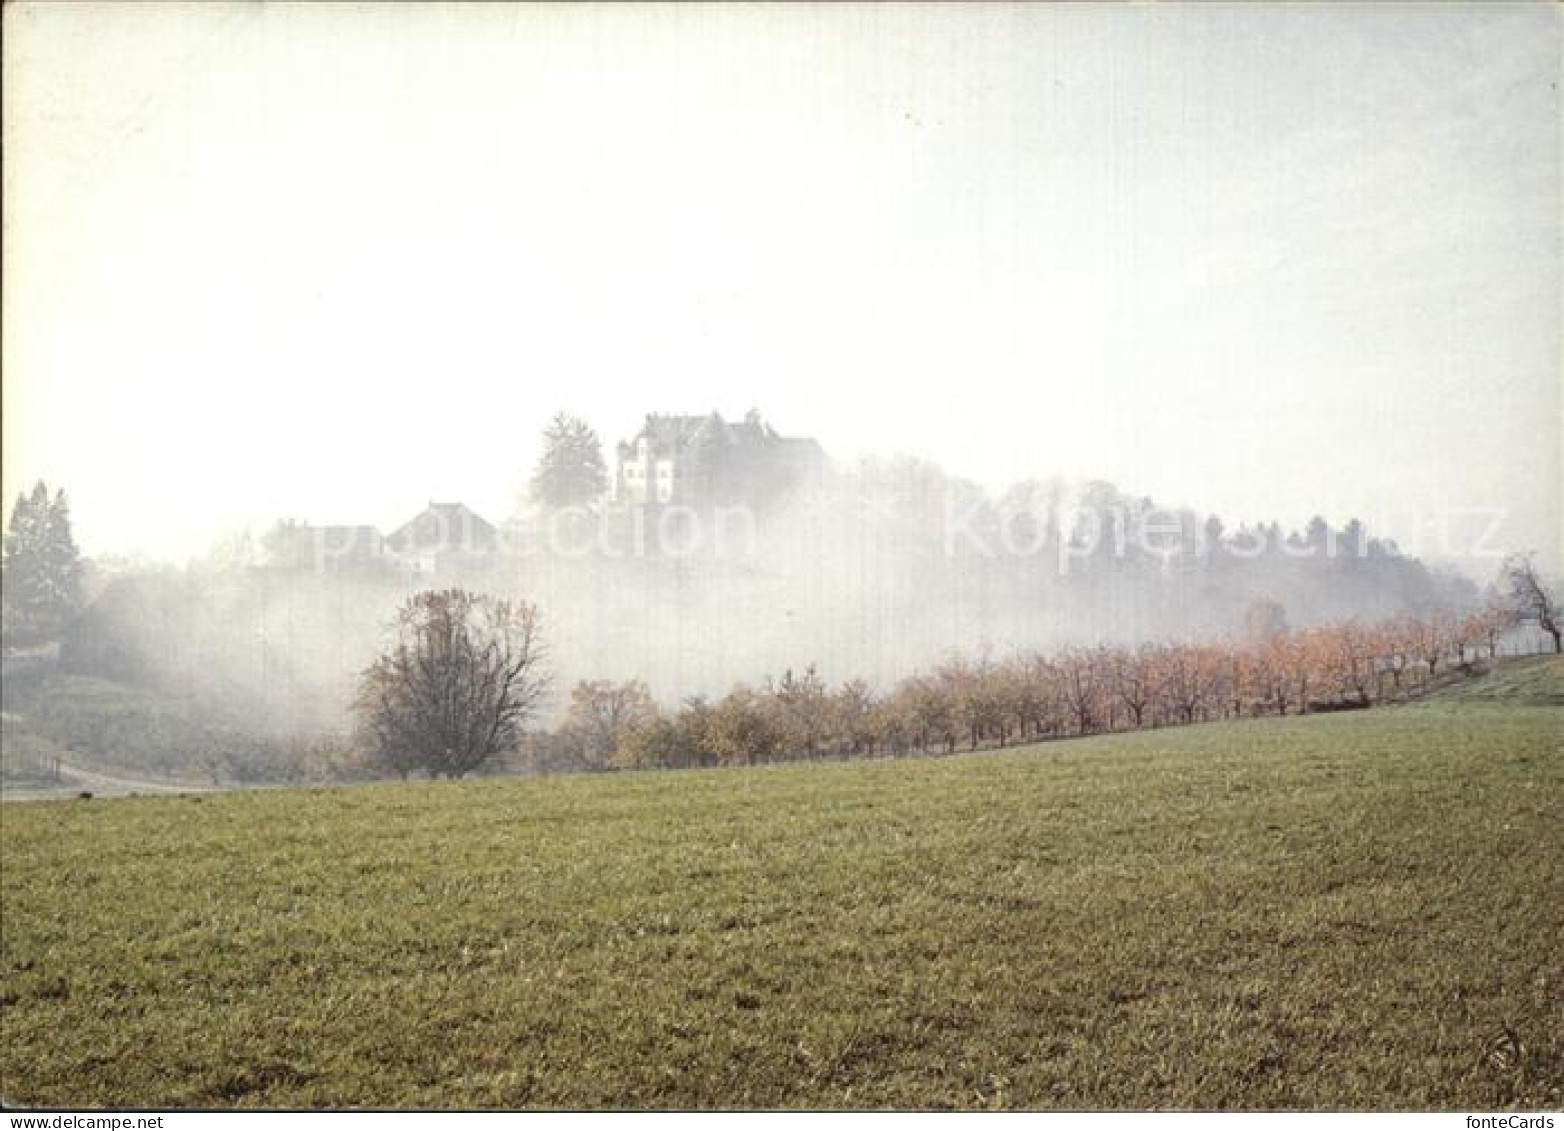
4,2,1559,569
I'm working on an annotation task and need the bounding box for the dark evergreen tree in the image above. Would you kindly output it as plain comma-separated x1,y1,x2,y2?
3,481,84,644
530,413,608,508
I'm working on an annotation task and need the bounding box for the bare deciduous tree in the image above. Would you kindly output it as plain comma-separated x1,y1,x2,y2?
1057,646,1105,734
356,589,549,779
558,679,657,770
1108,645,1155,729
769,664,831,758
1322,618,1378,706
1503,554,1561,653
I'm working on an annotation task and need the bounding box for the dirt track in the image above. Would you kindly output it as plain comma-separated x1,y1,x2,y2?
1,760,218,802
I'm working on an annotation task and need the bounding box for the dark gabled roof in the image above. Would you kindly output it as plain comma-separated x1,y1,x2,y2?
385,503,499,554
627,413,719,453
622,411,809,456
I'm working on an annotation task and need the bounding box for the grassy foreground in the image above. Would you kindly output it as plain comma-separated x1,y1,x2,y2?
2,661,1560,1109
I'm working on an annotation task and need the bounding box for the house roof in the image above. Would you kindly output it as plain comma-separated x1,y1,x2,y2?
384,503,499,554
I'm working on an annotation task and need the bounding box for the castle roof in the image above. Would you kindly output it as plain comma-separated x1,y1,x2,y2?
622,411,796,455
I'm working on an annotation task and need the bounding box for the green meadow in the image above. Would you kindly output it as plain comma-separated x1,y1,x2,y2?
2,659,1559,1109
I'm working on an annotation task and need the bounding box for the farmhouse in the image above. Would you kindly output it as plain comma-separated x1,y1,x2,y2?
269,503,501,578
382,502,501,578
613,410,825,508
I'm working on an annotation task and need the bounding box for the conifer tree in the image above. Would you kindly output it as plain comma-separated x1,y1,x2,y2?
2,481,84,644
530,413,608,508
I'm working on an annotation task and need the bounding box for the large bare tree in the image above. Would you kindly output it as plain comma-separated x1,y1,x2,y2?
356,589,549,779
1504,554,1561,653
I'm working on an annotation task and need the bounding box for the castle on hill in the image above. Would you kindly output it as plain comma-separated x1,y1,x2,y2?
613,409,825,509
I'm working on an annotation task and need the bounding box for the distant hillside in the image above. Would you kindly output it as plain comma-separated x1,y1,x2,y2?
1,665,352,786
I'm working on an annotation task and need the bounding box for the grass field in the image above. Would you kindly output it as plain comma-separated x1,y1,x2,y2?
2,659,1560,1109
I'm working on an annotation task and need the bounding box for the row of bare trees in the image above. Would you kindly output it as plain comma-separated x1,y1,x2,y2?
356,556,1555,779
536,596,1530,773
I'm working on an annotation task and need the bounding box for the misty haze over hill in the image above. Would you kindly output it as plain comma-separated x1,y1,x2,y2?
3,5,1557,784
45,433,1479,741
